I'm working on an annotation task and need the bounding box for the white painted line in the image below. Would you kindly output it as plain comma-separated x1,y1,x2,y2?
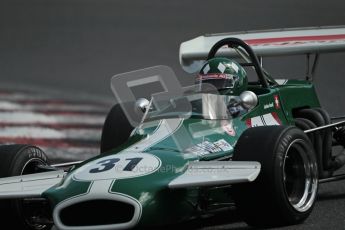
0,93,58,101
0,127,101,140
0,92,108,103
0,101,109,113
0,111,105,125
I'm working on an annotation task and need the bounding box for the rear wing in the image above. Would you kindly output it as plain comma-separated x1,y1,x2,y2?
180,26,345,73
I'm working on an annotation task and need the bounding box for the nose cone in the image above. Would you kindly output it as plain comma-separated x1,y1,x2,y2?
44,149,191,229
43,116,244,229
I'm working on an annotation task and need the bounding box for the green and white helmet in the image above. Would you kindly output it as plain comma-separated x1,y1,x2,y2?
197,57,248,95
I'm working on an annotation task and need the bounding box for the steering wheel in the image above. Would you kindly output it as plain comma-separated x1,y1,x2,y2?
207,37,269,88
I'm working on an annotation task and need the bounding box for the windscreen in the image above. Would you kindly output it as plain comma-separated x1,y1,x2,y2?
110,65,221,126
144,92,239,122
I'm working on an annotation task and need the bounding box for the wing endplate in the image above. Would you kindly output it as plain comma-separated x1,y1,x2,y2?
0,170,65,199
168,161,260,189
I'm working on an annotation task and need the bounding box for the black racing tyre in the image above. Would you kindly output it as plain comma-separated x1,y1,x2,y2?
0,144,51,230
296,108,333,171
232,126,318,228
314,108,333,171
294,118,318,147
294,118,331,179
100,103,140,153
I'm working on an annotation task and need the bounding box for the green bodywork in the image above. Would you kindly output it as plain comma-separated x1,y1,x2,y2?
43,79,321,228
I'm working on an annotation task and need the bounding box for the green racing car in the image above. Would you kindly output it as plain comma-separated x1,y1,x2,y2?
0,26,345,229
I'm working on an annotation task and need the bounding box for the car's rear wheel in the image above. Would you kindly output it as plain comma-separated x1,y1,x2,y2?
232,126,318,227
0,144,51,230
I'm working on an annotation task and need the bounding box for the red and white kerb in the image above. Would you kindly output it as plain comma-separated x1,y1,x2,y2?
0,89,111,162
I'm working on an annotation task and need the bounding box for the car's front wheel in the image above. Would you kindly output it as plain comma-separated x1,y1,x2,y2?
100,103,141,153
232,126,318,228
0,144,51,230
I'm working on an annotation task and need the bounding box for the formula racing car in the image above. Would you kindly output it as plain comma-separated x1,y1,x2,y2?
0,26,345,230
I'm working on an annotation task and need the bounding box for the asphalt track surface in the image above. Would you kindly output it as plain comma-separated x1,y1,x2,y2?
1,0,345,229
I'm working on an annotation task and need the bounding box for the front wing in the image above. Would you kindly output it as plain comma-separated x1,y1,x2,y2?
0,170,65,199
169,161,261,189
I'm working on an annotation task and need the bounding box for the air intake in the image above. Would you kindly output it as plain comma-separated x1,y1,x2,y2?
60,199,135,226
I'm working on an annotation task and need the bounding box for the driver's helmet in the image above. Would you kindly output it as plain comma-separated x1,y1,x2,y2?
197,57,247,95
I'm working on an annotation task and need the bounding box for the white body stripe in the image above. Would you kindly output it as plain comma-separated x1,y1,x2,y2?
125,119,183,152
54,179,142,230
53,118,183,230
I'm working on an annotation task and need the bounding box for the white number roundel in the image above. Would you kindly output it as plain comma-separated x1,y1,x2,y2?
72,153,161,181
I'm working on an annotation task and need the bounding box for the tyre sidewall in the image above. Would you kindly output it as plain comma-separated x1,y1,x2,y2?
0,145,49,230
232,126,318,227
270,128,318,223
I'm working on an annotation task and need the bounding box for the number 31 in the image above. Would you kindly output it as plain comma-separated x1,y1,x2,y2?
89,157,143,173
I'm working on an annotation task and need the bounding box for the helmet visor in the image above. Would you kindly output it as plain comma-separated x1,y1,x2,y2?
196,74,237,89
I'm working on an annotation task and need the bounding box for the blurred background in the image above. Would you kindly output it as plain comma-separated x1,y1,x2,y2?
1,0,345,114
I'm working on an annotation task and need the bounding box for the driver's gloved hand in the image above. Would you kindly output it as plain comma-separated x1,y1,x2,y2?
228,106,241,117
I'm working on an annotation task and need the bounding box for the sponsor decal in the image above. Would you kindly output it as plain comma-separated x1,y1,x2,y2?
185,139,233,156
246,112,282,127
221,120,236,136
263,102,274,110
274,95,280,109
244,34,345,47
197,73,234,80
214,139,233,151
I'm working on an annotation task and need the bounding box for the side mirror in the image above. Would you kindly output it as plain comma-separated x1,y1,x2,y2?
239,91,258,110
134,98,150,114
